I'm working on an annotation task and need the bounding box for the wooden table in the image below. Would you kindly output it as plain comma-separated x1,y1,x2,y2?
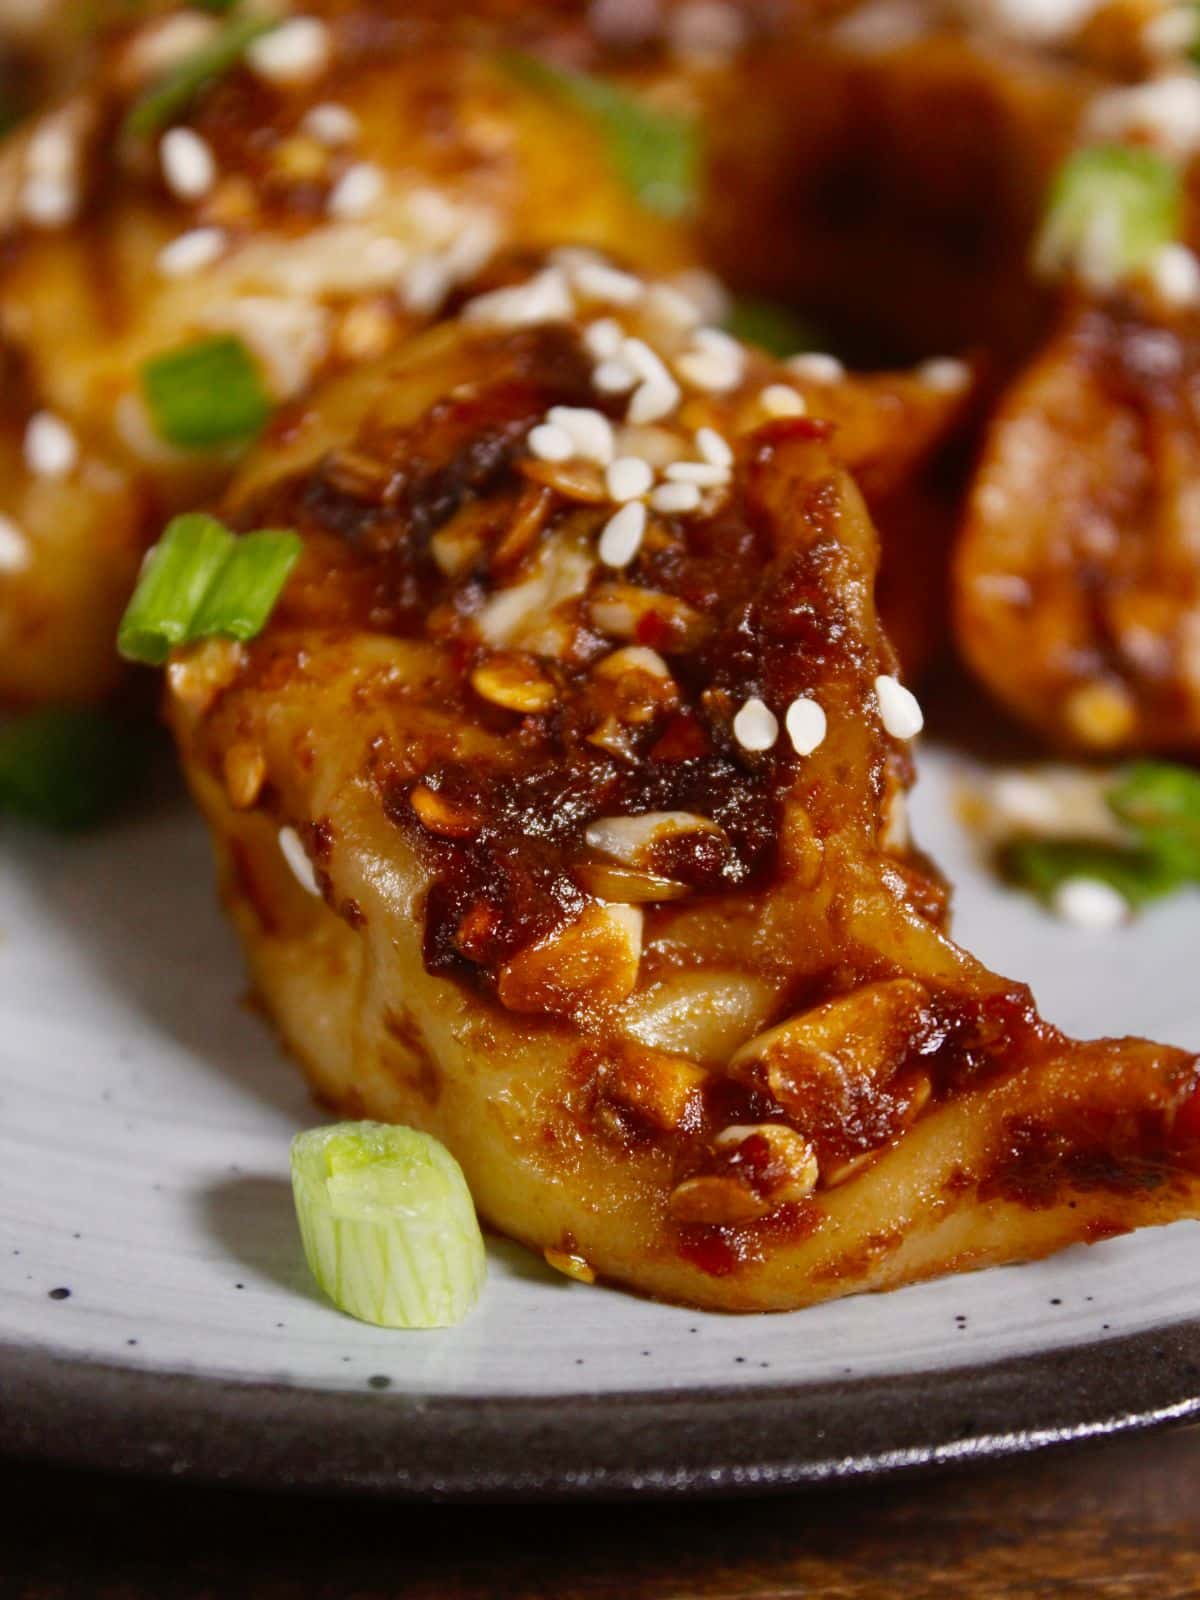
6,1423,1200,1597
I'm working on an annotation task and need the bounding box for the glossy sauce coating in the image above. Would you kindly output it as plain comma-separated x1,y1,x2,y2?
169,264,1200,1308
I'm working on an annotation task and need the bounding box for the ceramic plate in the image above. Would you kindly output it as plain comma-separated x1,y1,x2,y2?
3,744,1200,1498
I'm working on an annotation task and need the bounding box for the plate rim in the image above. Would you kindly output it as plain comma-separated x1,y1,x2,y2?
5,1320,1200,1499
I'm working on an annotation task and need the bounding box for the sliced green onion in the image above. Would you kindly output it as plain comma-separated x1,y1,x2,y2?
1000,836,1176,909
118,514,233,665
141,335,271,451
1108,759,1200,876
291,1122,487,1329
188,530,303,641
990,752,1200,920
1033,145,1181,289
118,513,301,665
501,52,699,219
123,14,275,140
999,759,1200,916
724,297,818,359
0,709,155,831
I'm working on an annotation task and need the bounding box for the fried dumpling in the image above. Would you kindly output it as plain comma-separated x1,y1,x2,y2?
956,288,1200,754
0,2,697,708
167,261,1200,1310
702,7,1093,364
0,0,983,712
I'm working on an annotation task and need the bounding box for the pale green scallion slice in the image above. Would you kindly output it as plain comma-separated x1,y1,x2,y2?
290,1123,487,1329
1033,145,1181,291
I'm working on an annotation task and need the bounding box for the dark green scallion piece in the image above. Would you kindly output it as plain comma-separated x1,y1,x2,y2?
141,335,271,452
118,513,301,666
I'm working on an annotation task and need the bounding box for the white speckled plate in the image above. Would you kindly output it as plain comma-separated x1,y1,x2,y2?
3,745,1200,1497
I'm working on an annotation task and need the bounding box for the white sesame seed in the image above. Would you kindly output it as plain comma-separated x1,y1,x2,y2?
787,352,845,384
671,268,730,323
583,318,624,359
649,481,702,514
465,267,573,328
874,673,924,739
572,260,644,305
402,185,458,240
24,411,77,479
0,513,30,573
647,287,704,335
160,127,215,201
302,101,359,145
733,696,779,752
402,254,452,315
622,340,682,422
917,357,970,393
606,456,654,502
785,696,827,755
527,422,574,462
550,245,605,273
958,0,1101,45
829,0,938,51
441,211,498,279
1143,6,1199,57
664,460,729,486
157,226,226,277
593,358,637,393
27,121,75,177
676,348,741,392
1085,74,1200,161
693,326,743,361
350,235,409,281
759,384,806,417
327,161,383,220
22,115,81,225
627,378,681,425
1148,242,1200,308
619,337,669,385
668,0,748,62
278,825,320,896
247,18,331,84
1052,876,1128,931
547,406,614,465
598,500,647,567
695,426,733,469
20,176,77,228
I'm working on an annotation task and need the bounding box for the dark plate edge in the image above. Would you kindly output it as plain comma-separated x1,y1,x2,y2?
4,1321,1200,1500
